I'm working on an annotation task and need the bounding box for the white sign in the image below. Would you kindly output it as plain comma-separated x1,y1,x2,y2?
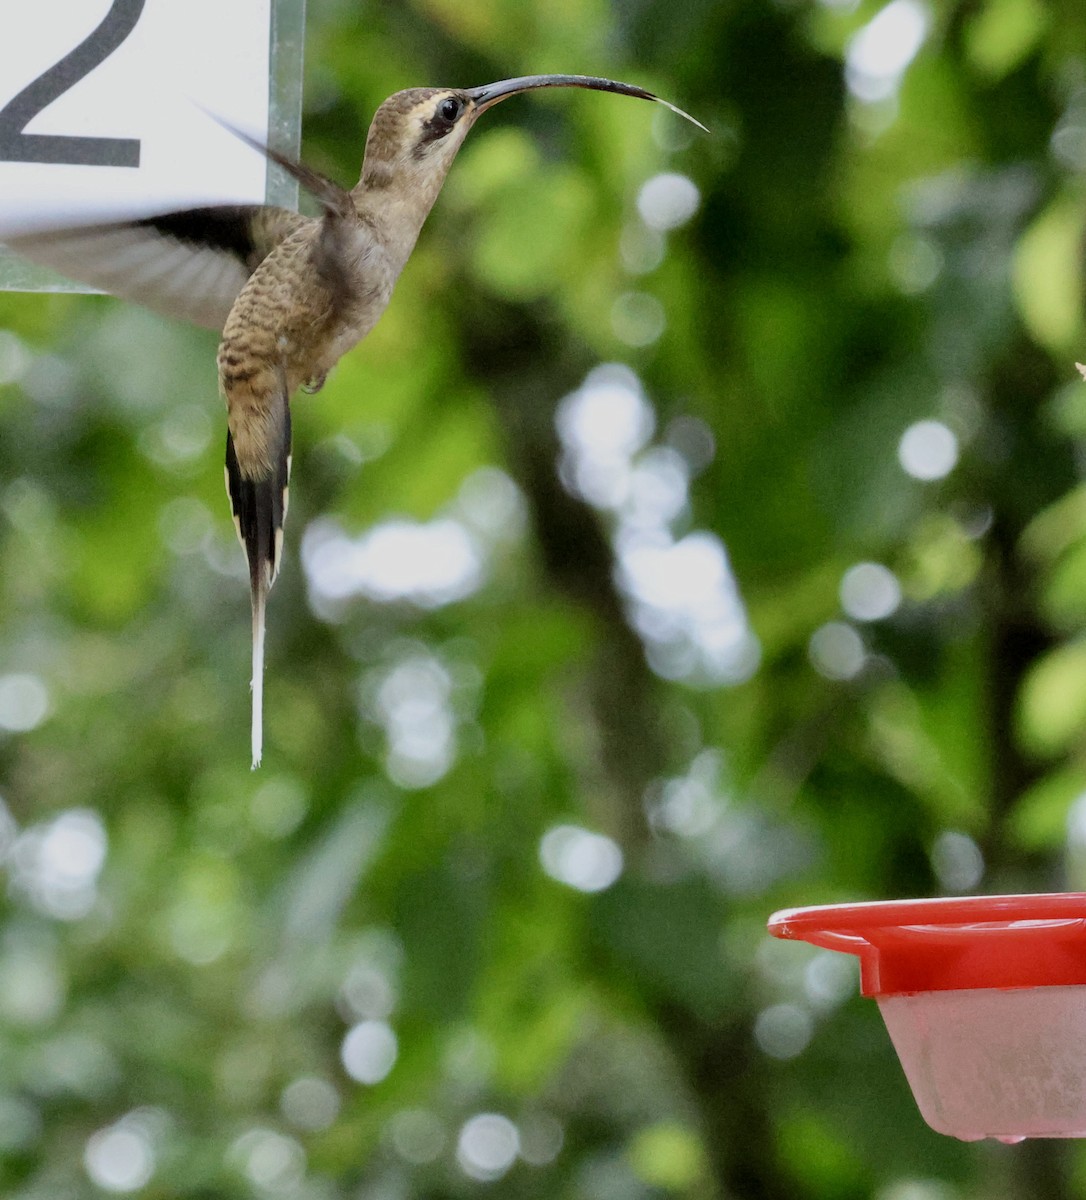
0,0,279,237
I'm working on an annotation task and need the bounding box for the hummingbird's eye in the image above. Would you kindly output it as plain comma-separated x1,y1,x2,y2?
418,95,465,148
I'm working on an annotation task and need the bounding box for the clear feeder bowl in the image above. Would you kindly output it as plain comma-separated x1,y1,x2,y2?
767,894,1086,1142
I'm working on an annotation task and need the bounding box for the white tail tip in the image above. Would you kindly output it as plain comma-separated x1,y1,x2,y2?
251,586,266,770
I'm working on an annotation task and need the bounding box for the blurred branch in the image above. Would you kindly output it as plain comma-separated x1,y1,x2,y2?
976,336,1066,881
465,294,800,1197
463,295,669,846
660,1004,795,1200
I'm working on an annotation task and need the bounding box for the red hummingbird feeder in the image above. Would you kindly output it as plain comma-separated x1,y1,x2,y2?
767,894,1086,1142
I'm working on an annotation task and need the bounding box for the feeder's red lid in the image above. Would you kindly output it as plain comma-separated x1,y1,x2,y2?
768,894,1086,997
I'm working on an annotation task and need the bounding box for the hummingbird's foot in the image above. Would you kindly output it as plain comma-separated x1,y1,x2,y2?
302,371,327,394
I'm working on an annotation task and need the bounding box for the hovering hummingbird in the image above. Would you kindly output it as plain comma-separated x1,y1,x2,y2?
5,74,705,768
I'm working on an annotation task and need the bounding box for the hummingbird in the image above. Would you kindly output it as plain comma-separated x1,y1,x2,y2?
4,74,705,768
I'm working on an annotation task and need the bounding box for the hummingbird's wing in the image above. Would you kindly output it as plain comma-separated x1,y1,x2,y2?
4,125,350,332
218,130,360,305
3,205,308,331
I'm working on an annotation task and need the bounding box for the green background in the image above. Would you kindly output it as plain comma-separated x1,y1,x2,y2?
2,0,1086,1196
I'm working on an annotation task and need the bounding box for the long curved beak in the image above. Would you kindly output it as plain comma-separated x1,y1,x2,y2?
464,74,707,132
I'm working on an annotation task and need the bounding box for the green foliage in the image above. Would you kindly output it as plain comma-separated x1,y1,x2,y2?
3,0,1086,1198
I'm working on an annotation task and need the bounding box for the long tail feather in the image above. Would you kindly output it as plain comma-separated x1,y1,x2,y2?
251,582,267,769
225,402,291,769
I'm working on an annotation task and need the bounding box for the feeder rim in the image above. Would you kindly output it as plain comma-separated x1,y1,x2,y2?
768,893,1086,941
768,894,1086,994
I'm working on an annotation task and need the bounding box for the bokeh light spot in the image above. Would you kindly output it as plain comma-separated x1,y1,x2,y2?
457,1113,520,1182
931,831,984,892
846,0,930,102
557,365,654,508
518,1111,564,1166
84,1122,155,1193
341,1019,398,1085
11,809,107,921
898,419,958,480
840,562,902,622
539,825,623,893
364,653,457,789
303,516,483,609
612,291,666,347
340,959,396,1022
620,222,666,274
388,1108,446,1165
809,622,866,680
280,1076,340,1132
754,1003,813,1060
0,673,50,732
619,531,759,685
888,234,942,293
0,1094,42,1152
636,172,701,232
228,1128,306,1191
804,951,858,1012
0,945,65,1026
876,1181,960,1200
249,776,309,839
158,496,213,555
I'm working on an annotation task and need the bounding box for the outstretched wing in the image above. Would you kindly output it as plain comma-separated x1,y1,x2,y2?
3,204,307,331
2,120,355,332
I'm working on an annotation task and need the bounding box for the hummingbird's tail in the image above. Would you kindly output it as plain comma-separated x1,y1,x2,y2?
225,404,292,769
250,578,268,770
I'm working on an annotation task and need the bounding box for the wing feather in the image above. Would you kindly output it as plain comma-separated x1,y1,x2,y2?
3,205,307,330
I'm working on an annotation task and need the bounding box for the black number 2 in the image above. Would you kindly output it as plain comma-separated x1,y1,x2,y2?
0,0,146,167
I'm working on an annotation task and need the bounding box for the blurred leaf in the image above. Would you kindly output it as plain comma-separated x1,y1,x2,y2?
777,1109,867,1198
468,168,595,301
965,0,1049,80
1012,195,1086,353
628,1121,708,1192
277,794,393,942
1018,638,1086,758
1008,766,1086,851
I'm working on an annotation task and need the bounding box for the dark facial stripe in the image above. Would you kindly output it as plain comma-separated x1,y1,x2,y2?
412,97,464,159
